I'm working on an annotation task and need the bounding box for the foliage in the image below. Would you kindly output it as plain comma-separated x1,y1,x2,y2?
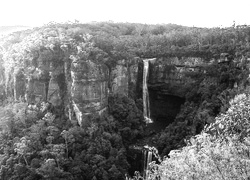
108,94,145,145
1,22,250,179
206,93,250,139
0,94,144,180
154,56,250,156
148,93,250,180
1,22,250,97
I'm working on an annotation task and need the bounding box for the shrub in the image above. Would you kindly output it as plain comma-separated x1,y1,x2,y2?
149,93,250,180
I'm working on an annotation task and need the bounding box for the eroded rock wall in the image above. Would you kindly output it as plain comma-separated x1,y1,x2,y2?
1,52,140,126
147,57,207,124
148,57,205,97
2,52,211,127
110,58,139,97
13,72,25,101
71,59,109,126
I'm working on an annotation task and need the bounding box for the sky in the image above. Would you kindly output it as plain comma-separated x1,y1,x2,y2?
0,0,250,28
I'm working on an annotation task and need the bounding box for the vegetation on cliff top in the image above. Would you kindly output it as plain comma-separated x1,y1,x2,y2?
1,22,250,77
1,21,250,101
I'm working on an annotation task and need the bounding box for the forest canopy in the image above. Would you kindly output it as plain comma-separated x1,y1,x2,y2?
1,22,250,71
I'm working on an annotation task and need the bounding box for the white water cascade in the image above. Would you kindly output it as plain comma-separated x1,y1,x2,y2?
143,58,155,123
143,150,153,180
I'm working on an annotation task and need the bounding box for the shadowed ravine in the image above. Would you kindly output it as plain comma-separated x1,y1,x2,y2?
128,58,186,178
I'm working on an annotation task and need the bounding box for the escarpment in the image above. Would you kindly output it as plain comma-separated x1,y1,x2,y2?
1,46,246,128
0,41,141,126
2,23,250,180
1,23,250,131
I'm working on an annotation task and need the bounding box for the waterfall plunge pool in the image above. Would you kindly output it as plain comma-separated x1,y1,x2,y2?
147,90,185,132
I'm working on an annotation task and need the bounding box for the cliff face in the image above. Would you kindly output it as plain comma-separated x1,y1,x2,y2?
110,59,139,97
1,53,211,126
2,49,140,126
147,57,207,125
148,57,205,97
70,59,109,126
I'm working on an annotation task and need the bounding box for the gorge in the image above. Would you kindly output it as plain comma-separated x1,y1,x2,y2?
0,22,249,180
2,55,205,128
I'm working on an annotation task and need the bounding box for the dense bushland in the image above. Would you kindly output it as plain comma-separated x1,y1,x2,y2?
0,95,145,180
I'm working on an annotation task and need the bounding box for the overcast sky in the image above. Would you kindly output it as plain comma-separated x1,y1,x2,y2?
0,0,250,28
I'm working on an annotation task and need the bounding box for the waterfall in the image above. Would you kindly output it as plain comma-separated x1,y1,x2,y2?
143,58,155,123
127,145,160,179
142,145,161,179
143,149,153,180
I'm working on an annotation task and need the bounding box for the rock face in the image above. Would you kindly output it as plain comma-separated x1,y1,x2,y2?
27,80,47,103
2,51,210,127
111,60,129,95
147,57,206,125
48,78,61,106
13,72,26,101
71,59,109,126
110,58,139,97
148,57,205,97
1,52,140,126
